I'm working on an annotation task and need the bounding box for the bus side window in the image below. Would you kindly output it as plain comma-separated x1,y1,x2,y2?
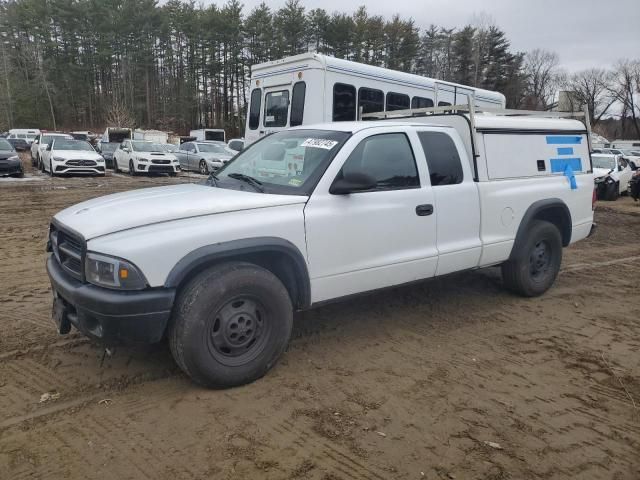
411,96,434,109
249,88,262,130
333,83,356,122
358,88,384,118
290,82,306,127
386,92,410,111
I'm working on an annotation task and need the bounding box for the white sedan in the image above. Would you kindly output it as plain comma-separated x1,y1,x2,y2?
114,140,180,176
41,138,106,176
593,154,633,200
31,133,73,168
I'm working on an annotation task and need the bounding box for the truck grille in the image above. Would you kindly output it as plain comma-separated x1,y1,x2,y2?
50,224,85,280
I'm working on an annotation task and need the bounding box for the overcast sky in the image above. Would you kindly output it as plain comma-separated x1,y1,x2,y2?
211,0,640,72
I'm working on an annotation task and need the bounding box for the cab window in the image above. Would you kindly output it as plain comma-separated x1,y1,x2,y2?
338,133,419,190
264,90,289,128
418,131,463,186
333,83,356,122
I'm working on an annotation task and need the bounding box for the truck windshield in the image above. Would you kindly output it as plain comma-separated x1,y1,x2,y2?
213,130,350,195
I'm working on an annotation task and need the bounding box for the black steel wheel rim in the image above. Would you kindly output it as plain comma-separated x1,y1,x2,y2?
206,295,271,366
529,240,551,281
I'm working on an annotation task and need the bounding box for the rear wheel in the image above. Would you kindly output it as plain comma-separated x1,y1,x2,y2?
502,220,562,297
169,261,293,388
199,159,209,175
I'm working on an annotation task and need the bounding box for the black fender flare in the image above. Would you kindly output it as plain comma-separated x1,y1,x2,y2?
509,199,572,260
164,237,311,309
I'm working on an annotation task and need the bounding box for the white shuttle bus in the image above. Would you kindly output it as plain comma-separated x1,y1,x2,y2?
244,53,506,146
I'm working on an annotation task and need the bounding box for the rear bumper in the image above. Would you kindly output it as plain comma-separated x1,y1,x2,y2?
46,255,175,344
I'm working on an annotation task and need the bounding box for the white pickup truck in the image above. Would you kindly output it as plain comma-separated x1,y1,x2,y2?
46,109,595,387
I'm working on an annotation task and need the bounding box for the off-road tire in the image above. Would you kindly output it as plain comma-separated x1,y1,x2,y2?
502,220,562,297
169,261,293,388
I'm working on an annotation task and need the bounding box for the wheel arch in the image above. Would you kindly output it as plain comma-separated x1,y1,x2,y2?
164,237,311,310
510,199,572,260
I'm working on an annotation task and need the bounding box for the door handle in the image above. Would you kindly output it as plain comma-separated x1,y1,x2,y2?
415,204,434,216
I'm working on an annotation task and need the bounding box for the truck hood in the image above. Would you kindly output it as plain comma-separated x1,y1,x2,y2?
54,183,307,240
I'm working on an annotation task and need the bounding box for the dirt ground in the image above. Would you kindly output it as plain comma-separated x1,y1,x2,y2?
1,153,639,480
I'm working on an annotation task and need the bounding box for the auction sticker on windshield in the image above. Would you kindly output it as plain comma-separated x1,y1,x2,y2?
301,138,339,150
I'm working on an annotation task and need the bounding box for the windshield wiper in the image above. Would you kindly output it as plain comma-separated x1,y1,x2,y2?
227,173,264,192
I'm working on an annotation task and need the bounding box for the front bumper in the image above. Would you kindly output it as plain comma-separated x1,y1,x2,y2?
46,255,175,344
0,162,23,176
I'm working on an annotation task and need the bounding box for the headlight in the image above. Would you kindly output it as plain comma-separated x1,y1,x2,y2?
138,157,148,162
85,252,147,290
53,156,66,162
8,155,19,161
97,158,104,162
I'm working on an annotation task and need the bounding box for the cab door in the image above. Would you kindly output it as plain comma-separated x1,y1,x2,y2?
304,127,438,303
414,128,481,275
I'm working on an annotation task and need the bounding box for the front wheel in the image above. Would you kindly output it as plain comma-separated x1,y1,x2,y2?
502,220,562,297
169,262,293,388
113,159,119,172
129,160,136,176
199,159,209,175
49,161,55,177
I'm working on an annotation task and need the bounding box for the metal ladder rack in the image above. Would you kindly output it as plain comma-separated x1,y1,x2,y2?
359,97,594,151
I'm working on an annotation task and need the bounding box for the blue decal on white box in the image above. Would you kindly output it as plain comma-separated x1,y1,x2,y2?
546,136,582,145
557,147,574,155
550,158,582,173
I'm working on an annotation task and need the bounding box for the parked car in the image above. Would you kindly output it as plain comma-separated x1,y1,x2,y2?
7,137,30,151
227,138,245,152
174,141,233,174
113,139,180,176
0,138,24,178
46,111,595,388
41,138,105,177
161,143,179,154
31,133,73,168
592,154,633,200
8,128,40,146
96,142,119,169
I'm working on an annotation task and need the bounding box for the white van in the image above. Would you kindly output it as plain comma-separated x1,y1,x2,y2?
190,129,226,143
244,53,506,146
8,128,41,145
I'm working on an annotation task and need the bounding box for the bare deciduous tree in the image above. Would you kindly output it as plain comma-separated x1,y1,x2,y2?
562,68,615,126
521,49,561,110
105,99,135,128
608,60,640,139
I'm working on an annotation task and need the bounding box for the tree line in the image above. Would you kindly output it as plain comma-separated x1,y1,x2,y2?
0,0,638,139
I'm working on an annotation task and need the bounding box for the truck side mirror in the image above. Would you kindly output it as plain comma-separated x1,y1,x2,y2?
330,171,377,195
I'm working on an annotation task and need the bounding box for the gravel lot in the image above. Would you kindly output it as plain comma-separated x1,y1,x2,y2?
1,154,639,479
